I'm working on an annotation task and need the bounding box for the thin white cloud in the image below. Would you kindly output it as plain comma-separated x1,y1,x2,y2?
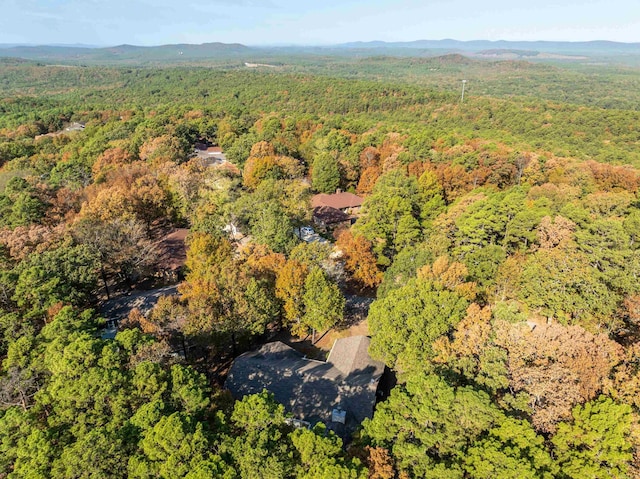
22,11,65,21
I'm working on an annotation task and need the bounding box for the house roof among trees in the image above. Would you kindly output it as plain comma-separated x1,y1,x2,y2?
225,336,385,438
312,205,350,225
311,192,364,210
155,228,189,272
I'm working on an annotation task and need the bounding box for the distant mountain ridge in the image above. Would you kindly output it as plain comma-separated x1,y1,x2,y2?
0,42,251,63
337,39,640,54
0,43,100,48
0,39,638,65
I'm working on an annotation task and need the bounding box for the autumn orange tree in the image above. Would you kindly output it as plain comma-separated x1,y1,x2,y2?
275,259,309,332
79,162,169,228
495,321,622,433
355,146,381,195
336,229,382,288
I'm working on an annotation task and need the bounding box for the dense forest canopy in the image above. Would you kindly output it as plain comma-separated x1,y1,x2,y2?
0,53,640,478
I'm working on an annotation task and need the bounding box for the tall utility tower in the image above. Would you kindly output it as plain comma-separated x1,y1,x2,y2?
460,79,467,103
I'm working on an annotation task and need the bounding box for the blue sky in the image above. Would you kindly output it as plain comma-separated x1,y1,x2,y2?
1,0,638,46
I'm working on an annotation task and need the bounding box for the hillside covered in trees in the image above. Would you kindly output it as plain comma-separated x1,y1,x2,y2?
1,56,640,478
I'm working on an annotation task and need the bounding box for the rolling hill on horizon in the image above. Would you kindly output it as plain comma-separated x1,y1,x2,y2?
1,38,639,66
0,42,251,64
336,38,640,53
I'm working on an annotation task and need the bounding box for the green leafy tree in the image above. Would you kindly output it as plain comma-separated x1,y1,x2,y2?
575,218,640,299
38,339,129,435
312,151,340,193
132,361,168,405
552,396,634,479
354,170,422,265
464,418,556,479
302,267,344,340
452,188,531,256
463,244,507,291
418,169,446,223
518,247,618,326
0,176,46,228
376,244,433,298
170,365,210,415
362,374,502,478
13,244,100,318
10,428,57,479
250,201,298,254
0,407,36,474
227,391,294,479
292,425,366,479
129,412,220,479
52,428,130,479
243,277,280,335
368,278,468,373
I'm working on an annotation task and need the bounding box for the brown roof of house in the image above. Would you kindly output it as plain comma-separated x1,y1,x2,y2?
311,192,363,210
312,205,350,225
225,336,384,439
155,228,189,271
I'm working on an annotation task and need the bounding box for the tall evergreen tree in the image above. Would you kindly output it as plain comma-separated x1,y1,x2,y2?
312,151,340,193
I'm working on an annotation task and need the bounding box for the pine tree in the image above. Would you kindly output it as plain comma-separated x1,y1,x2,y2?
312,151,340,193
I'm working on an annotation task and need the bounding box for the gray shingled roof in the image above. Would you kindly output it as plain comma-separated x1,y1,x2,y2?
225,336,385,438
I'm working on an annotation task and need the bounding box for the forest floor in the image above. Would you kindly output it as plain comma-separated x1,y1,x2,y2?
313,294,373,351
